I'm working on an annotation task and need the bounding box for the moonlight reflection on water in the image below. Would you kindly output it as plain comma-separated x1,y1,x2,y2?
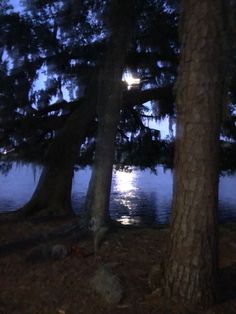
114,170,138,193
0,164,236,225
112,170,143,225
110,168,173,225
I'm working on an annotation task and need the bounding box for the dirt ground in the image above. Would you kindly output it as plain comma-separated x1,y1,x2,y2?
0,216,235,314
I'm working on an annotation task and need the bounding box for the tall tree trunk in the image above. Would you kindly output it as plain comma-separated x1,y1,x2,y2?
85,0,135,232
163,0,226,309
19,84,97,217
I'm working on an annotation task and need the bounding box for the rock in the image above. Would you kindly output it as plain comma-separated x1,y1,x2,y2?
51,244,68,260
90,264,123,305
148,264,163,290
26,244,68,263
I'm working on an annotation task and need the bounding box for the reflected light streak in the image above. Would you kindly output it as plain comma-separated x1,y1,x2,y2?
117,215,141,225
113,171,139,224
114,170,137,193
122,72,140,90
119,196,134,211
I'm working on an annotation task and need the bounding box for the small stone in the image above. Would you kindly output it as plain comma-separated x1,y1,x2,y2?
26,244,68,263
51,244,68,260
90,264,123,305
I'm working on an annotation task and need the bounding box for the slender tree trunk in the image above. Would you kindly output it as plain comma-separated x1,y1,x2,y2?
85,0,135,232
163,0,226,309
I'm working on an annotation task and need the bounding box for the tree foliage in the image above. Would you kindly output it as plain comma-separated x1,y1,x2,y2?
0,0,235,169
0,0,179,168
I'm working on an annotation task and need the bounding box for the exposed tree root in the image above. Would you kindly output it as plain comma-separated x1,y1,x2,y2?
0,220,88,258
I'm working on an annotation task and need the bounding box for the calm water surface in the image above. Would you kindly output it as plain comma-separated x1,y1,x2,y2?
0,163,236,225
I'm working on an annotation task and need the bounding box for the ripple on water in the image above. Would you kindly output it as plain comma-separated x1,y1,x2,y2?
0,164,236,225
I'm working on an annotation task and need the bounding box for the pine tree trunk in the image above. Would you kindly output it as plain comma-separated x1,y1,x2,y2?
85,0,135,232
163,0,226,308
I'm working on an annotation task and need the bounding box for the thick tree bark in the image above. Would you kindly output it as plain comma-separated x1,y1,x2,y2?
163,0,226,309
85,0,135,232
19,96,96,217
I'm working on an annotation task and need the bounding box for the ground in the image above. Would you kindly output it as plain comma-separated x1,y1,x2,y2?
0,216,236,314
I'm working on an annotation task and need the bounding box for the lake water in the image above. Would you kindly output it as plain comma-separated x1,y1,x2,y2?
0,163,236,225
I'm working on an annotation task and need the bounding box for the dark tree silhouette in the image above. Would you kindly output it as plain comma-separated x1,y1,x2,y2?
85,0,135,232
0,0,178,217
163,0,230,309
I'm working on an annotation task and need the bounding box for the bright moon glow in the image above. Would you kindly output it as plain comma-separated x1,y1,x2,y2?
122,72,140,89
114,170,137,193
